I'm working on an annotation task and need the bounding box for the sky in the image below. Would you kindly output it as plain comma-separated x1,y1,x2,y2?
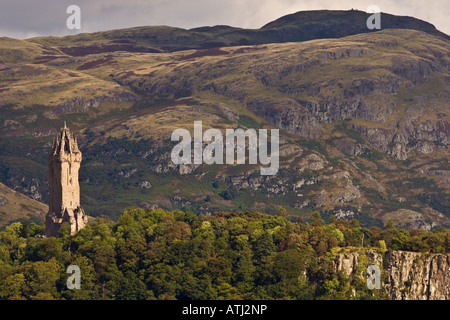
0,0,449,39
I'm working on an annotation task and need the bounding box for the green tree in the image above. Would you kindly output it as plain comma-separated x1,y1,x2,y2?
252,232,275,263
0,273,27,300
272,249,304,294
310,211,324,226
115,270,148,300
207,256,232,283
24,237,68,263
19,258,61,299
61,255,97,300
377,240,387,253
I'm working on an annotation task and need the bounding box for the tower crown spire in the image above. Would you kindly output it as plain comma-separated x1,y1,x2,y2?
50,122,80,158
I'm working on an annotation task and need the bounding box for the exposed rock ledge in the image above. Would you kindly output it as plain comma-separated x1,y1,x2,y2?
332,250,449,300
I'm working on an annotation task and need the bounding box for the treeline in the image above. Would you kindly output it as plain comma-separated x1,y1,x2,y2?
0,208,449,300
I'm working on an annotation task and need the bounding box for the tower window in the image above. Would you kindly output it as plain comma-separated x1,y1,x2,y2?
64,136,70,153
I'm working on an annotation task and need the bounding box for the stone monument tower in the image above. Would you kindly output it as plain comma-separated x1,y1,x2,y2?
45,122,88,237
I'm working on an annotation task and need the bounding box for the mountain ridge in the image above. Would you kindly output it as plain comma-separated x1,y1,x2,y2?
0,11,448,229
26,9,449,55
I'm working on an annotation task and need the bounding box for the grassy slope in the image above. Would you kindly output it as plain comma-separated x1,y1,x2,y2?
0,182,47,228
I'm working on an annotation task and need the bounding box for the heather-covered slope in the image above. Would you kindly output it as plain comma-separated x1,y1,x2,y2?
0,11,448,228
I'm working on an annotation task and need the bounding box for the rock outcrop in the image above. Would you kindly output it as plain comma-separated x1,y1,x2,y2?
332,250,450,300
384,251,450,300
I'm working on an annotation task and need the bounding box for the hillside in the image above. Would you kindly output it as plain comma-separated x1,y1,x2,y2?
0,182,47,228
0,10,448,229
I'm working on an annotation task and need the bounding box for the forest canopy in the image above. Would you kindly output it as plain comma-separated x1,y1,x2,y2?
0,208,449,300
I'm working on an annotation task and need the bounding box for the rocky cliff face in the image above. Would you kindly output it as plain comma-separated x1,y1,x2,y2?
384,251,450,300
333,250,450,300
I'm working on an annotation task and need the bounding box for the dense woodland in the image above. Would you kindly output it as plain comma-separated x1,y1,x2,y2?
0,208,449,300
